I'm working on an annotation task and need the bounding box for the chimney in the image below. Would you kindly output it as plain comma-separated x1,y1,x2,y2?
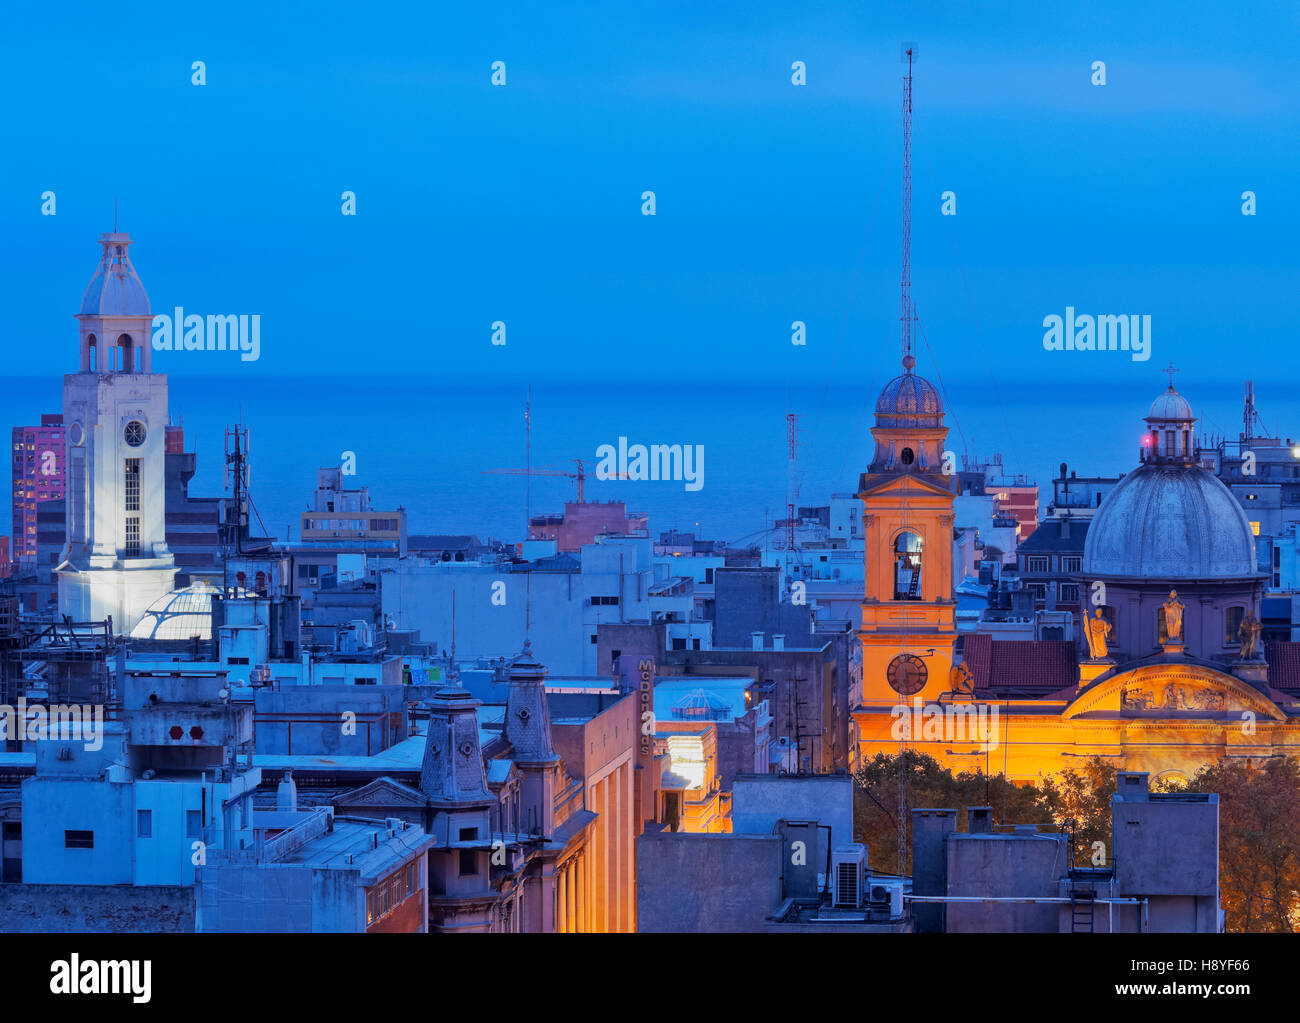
751,631,764,651
1115,772,1150,802
1060,516,1070,540
773,634,785,651
966,806,992,834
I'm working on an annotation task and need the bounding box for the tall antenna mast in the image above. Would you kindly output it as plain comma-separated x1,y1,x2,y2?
524,385,532,539
786,413,799,551
901,43,915,372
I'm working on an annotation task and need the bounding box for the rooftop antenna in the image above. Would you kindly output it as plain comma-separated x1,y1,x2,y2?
113,198,118,233
1244,380,1256,444
901,43,915,374
786,413,799,551
898,41,917,876
524,568,532,640
525,385,532,539
449,588,458,682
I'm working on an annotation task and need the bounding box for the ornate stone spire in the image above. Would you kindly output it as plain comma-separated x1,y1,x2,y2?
503,640,557,763
419,686,491,805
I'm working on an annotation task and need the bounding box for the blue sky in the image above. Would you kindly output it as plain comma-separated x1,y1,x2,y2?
2,0,1296,400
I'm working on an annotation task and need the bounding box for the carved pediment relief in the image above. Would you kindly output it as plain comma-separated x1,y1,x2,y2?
1065,663,1284,722
334,776,426,808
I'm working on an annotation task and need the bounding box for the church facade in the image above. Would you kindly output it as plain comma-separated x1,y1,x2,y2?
852,375,1300,784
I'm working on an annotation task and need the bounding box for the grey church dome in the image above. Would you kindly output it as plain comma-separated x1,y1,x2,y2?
1083,464,1258,579
875,369,942,427
79,233,151,317
1147,386,1193,422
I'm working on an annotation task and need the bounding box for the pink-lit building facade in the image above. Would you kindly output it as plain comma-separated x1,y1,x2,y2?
10,414,66,566
528,501,647,553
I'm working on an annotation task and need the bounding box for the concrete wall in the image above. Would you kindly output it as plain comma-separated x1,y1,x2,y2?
712,567,812,648
637,832,781,932
21,778,134,884
0,882,194,932
731,774,853,868
383,552,651,676
1113,792,1220,933
945,833,1068,933
254,684,407,756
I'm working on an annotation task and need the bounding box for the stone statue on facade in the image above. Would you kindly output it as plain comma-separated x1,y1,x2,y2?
1083,608,1113,660
1163,590,1185,642
949,661,975,694
1238,611,1262,661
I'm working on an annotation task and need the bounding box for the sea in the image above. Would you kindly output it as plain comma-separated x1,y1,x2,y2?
6,372,1294,549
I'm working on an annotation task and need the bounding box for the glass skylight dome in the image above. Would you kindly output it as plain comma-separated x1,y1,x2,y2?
129,581,221,641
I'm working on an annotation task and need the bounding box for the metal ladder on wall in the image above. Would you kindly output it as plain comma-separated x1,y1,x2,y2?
1070,887,1096,933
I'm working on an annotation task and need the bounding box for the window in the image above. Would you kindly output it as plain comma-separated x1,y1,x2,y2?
1157,607,1168,645
459,849,477,877
1027,556,1049,573
226,656,250,666
1028,583,1047,601
186,810,202,838
1225,606,1245,647
137,810,152,838
893,531,923,600
1061,556,1082,573
125,517,140,558
1060,583,1080,603
64,830,94,849
1250,521,1261,536
123,420,146,447
590,595,620,606
124,458,140,511
458,827,479,842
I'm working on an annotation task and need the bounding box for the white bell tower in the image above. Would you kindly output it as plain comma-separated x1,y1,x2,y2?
58,232,176,634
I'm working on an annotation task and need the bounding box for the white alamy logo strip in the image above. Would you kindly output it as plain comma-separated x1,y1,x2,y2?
151,307,260,362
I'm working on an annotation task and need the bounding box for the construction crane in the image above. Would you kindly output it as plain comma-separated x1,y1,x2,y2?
483,458,592,504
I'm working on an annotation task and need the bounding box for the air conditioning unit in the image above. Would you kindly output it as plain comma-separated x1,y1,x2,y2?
870,878,906,918
831,844,867,908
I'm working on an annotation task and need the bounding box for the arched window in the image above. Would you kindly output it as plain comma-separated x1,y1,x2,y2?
87,334,97,371
1157,606,1167,644
893,531,924,600
117,333,135,373
1225,606,1245,647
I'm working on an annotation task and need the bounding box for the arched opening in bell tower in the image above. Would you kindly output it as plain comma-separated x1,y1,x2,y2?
117,333,135,373
893,530,924,600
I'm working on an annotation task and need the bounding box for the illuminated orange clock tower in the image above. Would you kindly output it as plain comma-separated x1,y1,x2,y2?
856,357,957,713
854,44,957,725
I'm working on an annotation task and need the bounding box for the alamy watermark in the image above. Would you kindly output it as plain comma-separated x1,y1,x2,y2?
595,438,703,492
151,308,260,362
1042,306,1151,362
0,699,104,751
890,698,999,749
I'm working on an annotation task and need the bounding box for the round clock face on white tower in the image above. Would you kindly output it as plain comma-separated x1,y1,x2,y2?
123,420,147,447
68,421,84,446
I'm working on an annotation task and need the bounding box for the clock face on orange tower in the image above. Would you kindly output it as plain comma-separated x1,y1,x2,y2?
886,653,928,696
